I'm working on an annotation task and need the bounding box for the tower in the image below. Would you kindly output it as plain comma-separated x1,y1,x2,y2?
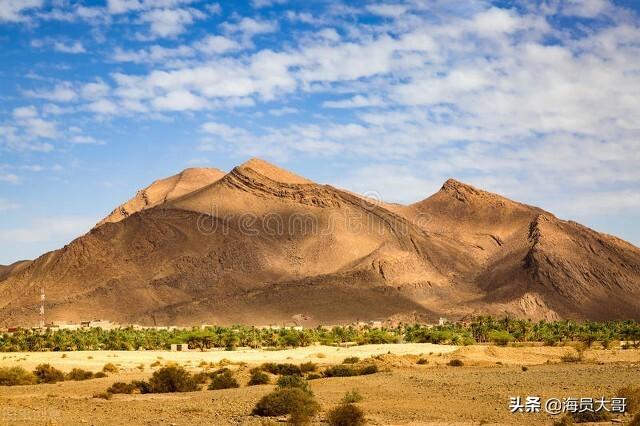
40,287,45,328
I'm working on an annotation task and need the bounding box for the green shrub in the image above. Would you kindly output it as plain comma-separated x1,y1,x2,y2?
261,363,301,376
248,370,270,386
323,365,358,377
252,388,320,423
342,357,359,364
341,389,363,404
448,359,464,367
358,365,378,375
34,364,65,384
306,373,322,380
300,362,317,373
0,366,37,386
276,375,312,395
327,403,365,426
488,330,513,346
107,382,136,394
208,370,239,390
66,368,94,381
148,366,199,393
102,363,119,373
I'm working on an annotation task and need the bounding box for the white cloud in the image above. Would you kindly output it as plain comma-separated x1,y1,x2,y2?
269,106,298,116
13,106,38,119
323,95,385,108
139,7,204,38
81,81,111,100
53,41,86,54
87,99,118,114
152,90,208,111
69,135,104,145
0,172,19,184
562,0,612,18
25,83,77,102
252,0,287,8
0,199,19,211
221,17,278,44
196,35,240,54
0,0,43,22
366,4,408,18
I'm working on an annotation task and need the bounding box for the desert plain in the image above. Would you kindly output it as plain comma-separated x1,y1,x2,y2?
1,343,638,425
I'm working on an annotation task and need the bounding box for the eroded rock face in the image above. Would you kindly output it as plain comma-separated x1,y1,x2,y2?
1,158,639,326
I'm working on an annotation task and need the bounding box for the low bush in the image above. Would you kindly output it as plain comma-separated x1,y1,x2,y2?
93,391,112,400
448,359,464,367
521,366,529,372
416,358,428,365
107,382,136,394
66,368,94,381
300,362,317,373
560,350,583,363
617,385,640,414
323,365,358,377
276,375,312,395
569,409,611,423
261,362,301,376
131,380,152,394
34,364,65,384
0,366,37,386
342,357,360,364
327,403,365,426
252,388,320,424
248,370,270,386
306,373,322,380
192,372,209,384
208,370,239,390
148,366,199,393
358,365,378,375
341,389,363,404
94,371,108,378
102,363,119,373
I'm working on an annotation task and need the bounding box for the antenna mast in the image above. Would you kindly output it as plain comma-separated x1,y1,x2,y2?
40,287,45,328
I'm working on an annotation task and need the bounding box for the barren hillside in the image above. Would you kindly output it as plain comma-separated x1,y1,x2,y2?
1,159,638,326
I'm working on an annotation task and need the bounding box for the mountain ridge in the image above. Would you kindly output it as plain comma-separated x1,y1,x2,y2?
1,158,639,326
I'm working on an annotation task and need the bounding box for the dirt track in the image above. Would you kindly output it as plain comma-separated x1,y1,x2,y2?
0,344,638,425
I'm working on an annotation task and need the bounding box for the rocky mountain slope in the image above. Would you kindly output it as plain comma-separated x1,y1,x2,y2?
1,159,639,326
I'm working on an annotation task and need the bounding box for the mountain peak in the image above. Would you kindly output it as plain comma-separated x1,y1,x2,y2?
235,157,312,184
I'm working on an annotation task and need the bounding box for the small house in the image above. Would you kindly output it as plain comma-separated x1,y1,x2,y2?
170,343,189,351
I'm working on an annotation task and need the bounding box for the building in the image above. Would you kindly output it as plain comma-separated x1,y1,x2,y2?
170,343,189,351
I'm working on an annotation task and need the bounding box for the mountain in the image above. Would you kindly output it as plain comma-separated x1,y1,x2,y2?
96,167,225,227
1,159,639,326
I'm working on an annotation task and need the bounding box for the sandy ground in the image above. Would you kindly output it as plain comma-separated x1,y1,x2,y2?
0,343,457,372
0,344,638,426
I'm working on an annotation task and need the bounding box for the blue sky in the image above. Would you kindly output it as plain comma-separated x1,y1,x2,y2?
0,0,639,264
